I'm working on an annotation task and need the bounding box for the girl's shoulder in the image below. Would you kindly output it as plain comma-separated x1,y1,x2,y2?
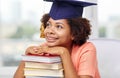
73,41,96,51
82,41,96,48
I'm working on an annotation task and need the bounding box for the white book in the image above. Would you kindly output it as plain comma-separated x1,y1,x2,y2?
22,55,61,63
26,76,63,78
24,68,64,77
25,61,63,69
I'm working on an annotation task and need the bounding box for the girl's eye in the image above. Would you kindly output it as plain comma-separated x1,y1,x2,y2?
56,25,63,29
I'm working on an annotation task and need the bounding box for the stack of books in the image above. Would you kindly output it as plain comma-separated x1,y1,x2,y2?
22,54,64,78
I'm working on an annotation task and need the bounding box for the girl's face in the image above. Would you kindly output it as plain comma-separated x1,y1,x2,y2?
44,18,74,47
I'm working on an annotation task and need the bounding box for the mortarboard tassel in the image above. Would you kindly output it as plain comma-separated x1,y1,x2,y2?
40,23,45,38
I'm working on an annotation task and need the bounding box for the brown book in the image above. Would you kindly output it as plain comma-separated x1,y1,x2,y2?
25,61,63,69
24,68,64,77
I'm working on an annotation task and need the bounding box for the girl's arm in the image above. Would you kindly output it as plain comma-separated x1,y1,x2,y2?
60,48,93,78
42,46,93,78
60,49,79,78
18,45,93,78
13,61,25,78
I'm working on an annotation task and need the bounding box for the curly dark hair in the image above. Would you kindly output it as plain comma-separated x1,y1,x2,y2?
40,13,91,46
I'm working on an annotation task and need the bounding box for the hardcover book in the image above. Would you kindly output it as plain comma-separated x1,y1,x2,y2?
24,68,64,77
25,61,63,69
22,54,61,63
26,76,63,78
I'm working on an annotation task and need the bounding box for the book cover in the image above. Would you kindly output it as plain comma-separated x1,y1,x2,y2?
22,54,61,63
26,76,63,78
25,61,63,69
24,68,64,77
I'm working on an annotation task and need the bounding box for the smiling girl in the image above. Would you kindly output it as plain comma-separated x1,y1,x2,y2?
14,0,100,78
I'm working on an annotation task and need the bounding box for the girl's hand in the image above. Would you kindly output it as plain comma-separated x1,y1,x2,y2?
25,45,69,56
43,46,69,56
25,46,42,55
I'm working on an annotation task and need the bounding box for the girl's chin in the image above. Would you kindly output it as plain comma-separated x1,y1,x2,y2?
46,42,58,47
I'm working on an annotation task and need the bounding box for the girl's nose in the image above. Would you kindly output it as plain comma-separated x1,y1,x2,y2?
45,26,55,35
48,29,54,34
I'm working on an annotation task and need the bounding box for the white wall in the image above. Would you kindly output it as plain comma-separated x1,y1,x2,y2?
90,38,120,78
0,67,17,78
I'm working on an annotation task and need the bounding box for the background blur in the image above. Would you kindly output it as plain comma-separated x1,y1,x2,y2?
0,0,120,78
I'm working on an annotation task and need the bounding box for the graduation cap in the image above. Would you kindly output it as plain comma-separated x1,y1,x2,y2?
44,0,97,20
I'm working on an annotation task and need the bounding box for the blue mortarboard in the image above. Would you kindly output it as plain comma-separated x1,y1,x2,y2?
44,0,97,20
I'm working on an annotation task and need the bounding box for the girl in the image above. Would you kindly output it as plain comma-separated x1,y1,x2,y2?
14,0,100,78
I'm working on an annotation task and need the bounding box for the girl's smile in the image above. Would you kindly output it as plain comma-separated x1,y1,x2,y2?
46,35,59,43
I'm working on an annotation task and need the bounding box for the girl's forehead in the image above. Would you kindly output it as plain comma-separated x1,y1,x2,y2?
49,17,68,23
48,18,70,28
